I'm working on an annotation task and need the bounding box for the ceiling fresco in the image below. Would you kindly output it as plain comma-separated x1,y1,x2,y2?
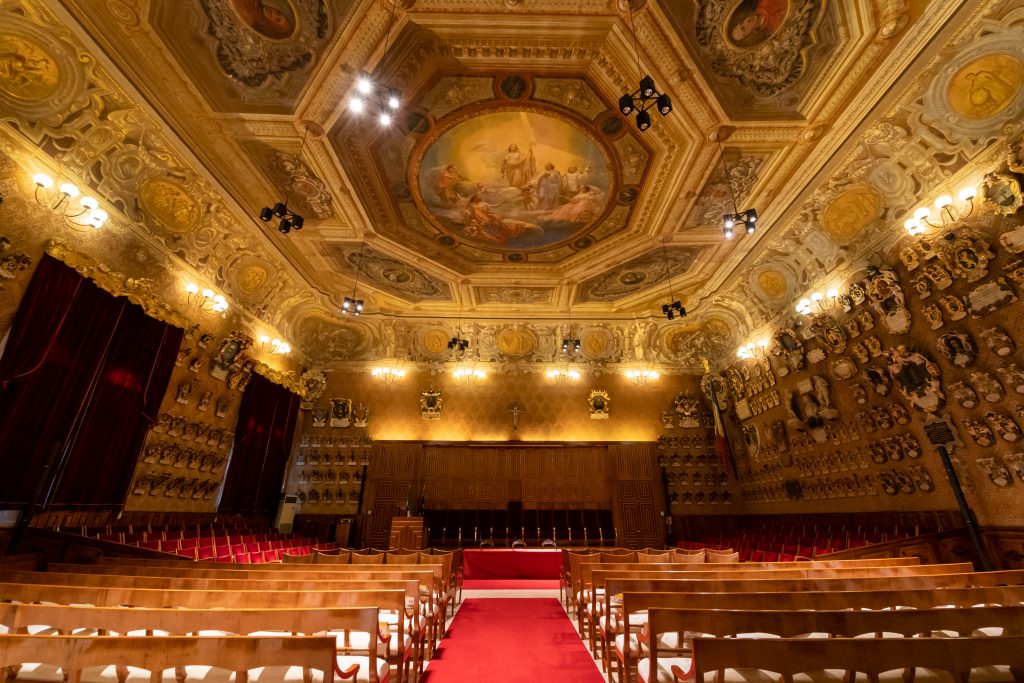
1,0,1020,375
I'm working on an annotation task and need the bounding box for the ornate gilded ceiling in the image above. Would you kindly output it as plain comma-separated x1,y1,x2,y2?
1,0,1021,374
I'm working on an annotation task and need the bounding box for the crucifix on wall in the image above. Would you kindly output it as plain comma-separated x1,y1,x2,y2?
507,404,526,430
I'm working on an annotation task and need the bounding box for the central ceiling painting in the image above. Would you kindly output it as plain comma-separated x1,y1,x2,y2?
411,107,615,252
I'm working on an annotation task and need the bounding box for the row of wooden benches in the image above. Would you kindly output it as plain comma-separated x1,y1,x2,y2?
0,558,464,683
553,555,1024,682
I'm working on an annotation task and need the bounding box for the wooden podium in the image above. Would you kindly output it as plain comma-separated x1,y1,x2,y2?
389,517,424,550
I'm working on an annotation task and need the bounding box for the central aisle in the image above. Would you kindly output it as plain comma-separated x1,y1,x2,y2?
421,598,604,683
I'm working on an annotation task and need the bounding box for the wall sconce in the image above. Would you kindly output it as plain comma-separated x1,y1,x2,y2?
371,365,406,386
795,287,838,315
736,340,769,360
546,367,581,383
904,186,977,235
258,335,291,355
33,174,108,230
452,366,486,386
625,368,659,386
185,283,229,315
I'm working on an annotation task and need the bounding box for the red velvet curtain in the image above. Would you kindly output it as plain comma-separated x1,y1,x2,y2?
218,373,300,514
0,255,183,508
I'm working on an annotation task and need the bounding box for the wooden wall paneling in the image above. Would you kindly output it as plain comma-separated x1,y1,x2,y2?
363,443,421,549
612,443,664,549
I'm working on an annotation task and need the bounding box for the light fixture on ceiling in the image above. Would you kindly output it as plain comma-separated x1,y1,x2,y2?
258,335,291,355
32,173,108,230
617,2,671,131
561,289,581,355
371,365,407,386
259,127,310,235
904,185,977,235
717,141,758,240
625,368,659,386
448,302,470,355
342,246,365,317
185,283,229,315
658,240,686,320
347,0,402,126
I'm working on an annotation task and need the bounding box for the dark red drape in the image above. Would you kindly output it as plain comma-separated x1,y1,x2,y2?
218,373,300,514
0,255,183,508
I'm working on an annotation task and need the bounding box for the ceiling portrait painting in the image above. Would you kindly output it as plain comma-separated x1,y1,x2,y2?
726,0,789,49
230,0,299,40
411,108,616,253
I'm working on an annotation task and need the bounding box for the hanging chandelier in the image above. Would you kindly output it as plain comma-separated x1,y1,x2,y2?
718,140,758,240
618,2,672,131
347,0,402,127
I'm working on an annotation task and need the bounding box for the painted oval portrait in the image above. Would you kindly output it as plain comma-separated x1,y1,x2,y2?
231,0,298,40
413,109,614,252
726,0,789,48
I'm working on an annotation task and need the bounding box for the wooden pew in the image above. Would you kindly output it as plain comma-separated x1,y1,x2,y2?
612,584,1024,683
578,563,980,653
46,564,447,657
0,585,410,682
0,633,343,683
644,607,1024,683
565,557,921,619
0,604,391,682
689,635,1024,683
565,557,925,622
0,573,424,679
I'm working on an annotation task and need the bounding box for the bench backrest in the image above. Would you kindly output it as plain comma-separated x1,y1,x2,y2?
0,582,407,612
0,633,339,683
690,634,1024,682
0,602,381,642
1,571,421,601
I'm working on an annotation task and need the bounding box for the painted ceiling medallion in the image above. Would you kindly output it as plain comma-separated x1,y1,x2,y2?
411,106,616,253
695,0,823,97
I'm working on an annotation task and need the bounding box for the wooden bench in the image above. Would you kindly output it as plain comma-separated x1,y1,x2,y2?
565,556,921,615
580,563,983,653
0,633,344,683
45,564,447,657
0,585,409,682
643,607,1024,683
612,584,1024,683
689,634,1024,683
0,603,392,681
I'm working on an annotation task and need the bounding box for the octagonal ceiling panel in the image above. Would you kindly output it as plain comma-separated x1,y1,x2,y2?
331,71,656,269
149,0,344,113
662,0,843,119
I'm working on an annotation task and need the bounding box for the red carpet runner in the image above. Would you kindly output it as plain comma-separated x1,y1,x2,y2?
422,598,603,683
